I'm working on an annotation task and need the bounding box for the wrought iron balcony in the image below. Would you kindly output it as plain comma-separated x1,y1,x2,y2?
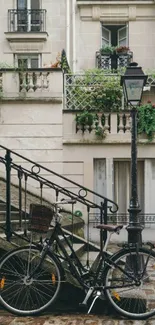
96,51,133,70
8,9,46,33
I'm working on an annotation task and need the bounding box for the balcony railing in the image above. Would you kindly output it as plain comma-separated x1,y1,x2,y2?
96,51,133,70
64,73,123,110
8,9,46,33
75,111,131,135
0,68,62,99
63,110,132,142
64,72,155,111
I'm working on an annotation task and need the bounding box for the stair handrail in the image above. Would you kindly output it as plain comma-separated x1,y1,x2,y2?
0,144,118,212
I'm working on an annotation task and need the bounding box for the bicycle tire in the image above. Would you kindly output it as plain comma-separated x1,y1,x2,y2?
104,247,155,320
0,245,63,316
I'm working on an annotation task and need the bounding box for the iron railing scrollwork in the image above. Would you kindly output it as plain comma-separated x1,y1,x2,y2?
0,145,118,242
96,51,133,71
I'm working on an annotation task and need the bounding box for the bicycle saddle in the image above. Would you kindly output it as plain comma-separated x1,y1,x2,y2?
95,224,123,232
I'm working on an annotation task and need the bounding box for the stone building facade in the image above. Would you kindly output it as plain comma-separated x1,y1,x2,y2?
0,0,155,220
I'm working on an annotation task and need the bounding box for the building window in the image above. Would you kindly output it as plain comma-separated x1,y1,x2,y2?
15,54,41,68
101,24,128,48
17,0,41,32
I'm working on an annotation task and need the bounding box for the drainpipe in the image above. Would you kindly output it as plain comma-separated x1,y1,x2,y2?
66,0,70,65
72,0,76,72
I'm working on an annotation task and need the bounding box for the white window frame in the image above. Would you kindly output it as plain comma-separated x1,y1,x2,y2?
16,0,41,32
101,23,128,48
14,53,41,68
117,25,128,47
17,0,41,9
101,25,111,47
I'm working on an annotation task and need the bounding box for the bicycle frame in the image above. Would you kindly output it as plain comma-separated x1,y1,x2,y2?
41,222,137,292
47,222,93,289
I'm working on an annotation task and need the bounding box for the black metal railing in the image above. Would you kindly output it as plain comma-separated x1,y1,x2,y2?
89,213,155,226
0,145,118,246
8,9,46,33
96,51,133,70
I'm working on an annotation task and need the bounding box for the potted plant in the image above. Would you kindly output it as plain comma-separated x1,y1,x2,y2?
115,46,130,55
99,45,115,56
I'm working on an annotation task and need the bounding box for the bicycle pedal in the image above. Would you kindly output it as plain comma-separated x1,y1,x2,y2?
79,302,87,309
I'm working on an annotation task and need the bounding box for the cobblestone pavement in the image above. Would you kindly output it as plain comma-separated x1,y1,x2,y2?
0,284,155,325
0,310,155,325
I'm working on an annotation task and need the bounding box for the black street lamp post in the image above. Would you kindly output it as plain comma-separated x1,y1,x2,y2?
120,62,148,246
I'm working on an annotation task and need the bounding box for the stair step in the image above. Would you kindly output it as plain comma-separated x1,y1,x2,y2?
71,243,85,256
0,220,29,233
80,251,99,266
0,201,18,211
0,211,26,221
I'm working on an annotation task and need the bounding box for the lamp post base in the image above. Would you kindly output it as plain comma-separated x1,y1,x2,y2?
126,208,145,281
126,224,143,246
127,206,144,246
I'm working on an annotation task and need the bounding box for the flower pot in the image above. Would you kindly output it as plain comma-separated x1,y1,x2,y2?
116,51,128,56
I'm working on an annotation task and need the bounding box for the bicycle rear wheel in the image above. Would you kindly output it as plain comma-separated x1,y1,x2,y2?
104,247,155,320
0,245,62,316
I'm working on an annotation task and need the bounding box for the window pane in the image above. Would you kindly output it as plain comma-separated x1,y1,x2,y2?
118,26,127,46
17,0,27,9
102,27,110,41
31,0,40,9
18,58,28,69
102,26,111,47
119,39,126,46
119,28,126,40
31,58,39,69
17,10,28,32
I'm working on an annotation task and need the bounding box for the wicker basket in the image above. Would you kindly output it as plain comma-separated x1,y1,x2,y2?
28,204,54,233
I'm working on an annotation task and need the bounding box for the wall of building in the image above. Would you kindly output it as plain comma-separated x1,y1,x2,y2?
0,0,66,67
2,2,155,71
1,1,155,219
76,2,155,72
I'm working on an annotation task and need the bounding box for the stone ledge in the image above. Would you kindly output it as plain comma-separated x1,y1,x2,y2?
63,138,155,145
0,97,62,103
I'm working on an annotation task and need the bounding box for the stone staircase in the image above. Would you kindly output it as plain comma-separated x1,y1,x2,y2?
0,197,102,280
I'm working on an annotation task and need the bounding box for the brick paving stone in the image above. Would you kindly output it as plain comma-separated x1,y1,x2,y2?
0,310,155,325
0,316,14,325
10,317,47,325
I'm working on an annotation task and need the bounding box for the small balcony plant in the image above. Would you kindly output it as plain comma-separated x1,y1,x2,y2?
115,46,130,55
99,45,115,56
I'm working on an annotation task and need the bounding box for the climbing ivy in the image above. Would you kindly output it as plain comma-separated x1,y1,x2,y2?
68,69,123,111
137,101,155,141
75,111,106,139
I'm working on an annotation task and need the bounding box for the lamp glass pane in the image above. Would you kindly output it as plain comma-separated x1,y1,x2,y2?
125,79,144,102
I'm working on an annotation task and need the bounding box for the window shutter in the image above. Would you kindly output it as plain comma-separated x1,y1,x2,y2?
101,25,111,47
117,25,127,47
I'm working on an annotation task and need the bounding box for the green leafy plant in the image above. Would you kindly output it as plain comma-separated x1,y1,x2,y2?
61,49,71,73
100,45,116,55
137,101,155,141
76,111,106,139
76,111,96,126
69,69,123,111
95,126,106,139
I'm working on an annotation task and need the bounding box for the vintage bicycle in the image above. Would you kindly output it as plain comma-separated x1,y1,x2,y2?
0,199,155,320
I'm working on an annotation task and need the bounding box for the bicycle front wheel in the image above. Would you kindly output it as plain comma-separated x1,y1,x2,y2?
104,247,155,320
0,246,62,316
